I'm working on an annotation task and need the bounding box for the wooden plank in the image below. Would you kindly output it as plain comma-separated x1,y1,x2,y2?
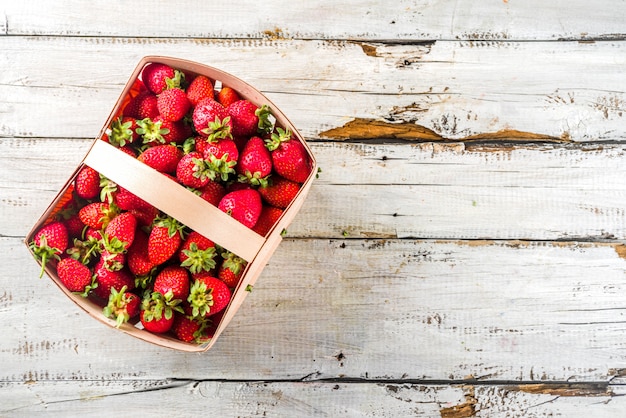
2,1,626,41
3,380,626,417
5,138,626,241
0,37,625,141
5,236,626,382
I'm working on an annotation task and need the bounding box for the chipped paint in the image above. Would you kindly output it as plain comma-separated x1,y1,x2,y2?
320,118,568,143
511,383,613,397
440,386,477,418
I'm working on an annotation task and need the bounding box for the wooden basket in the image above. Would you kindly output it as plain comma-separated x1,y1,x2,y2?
24,56,317,352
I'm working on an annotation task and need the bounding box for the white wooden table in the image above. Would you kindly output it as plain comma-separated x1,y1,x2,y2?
2,1,626,416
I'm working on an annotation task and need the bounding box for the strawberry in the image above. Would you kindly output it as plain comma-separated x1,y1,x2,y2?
218,189,262,228
217,86,240,107
127,230,155,277
99,235,127,271
102,285,140,328
113,186,153,212
30,221,69,277
142,63,181,94
136,117,169,145
172,313,210,343
192,98,233,141
104,212,137,251
79,202,112,229
153,265,190,301
157,88,190,122
227,101,272,137
74,166,101,199
129,205,160,227
186,75,214,107
196,180,226,207
93,258,134,300
106,116,140,147
118,145,137,158
236,136,272,186
56,257,96,294
123,90,159,120
258,175,301,209
155,117,193,144
176,151,212,188
187,275,231,318
203,138,239,182
140,291,180,333
148,216,185,265
265,127,311,183
217,251,247,288
137,144,182,174
179,231,217,275
252,205,284,236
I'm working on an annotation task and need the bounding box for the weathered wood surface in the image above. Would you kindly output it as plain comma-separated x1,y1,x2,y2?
3,1,626,416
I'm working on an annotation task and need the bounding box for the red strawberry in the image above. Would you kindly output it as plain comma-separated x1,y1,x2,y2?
258,175,301,209
172,313,210,343
93,258,134,300
154,265,190,301
157,88,190,122
104,212,137,250
136,117,169,145
107,116,140,147
123,90,159,120
217,251,247,288
56,257,96,294
155,117,192,144
192,98,233,141
176,151,211,188
137,144,183,174
140,291,180,333
265,127,311,183
187,276,231,318
227,101,272,137
179,231,217,275
186,75,214,107
63,213,87,240
127,230,155,277
196,180,226,207
252,206,284,236
217,86,240,107
79,202,113,229
148,216,185,265
142,63,180,94
236,136,272,186
99,238,127,272
30,221,69,277
113,186,153,212
102,285,140,328
218,189,262,228
75,166,101,199
129,205,160,227
203,138,239,182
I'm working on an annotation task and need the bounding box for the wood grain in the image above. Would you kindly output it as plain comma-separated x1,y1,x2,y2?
1,37,625,141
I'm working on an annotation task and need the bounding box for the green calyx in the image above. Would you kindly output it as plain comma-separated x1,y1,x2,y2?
201,116,233,142
29,235,62,278
67,236,101,265
237,170,270,188
102,285,131,327
154,215,186,239
76,274,98,299
181,243,217,274
221,251,246,275
206,154,236,182
165,70,187,90
137,118,170,145
265,127,292,152
107,117,135,147
187,280,215,319
256,105,274,135
99,175,118,204
141,290,182,322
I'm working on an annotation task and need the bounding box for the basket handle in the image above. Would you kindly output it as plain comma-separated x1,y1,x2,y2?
84,139,265,262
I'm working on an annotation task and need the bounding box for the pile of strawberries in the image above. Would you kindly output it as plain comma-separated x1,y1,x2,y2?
28,62,312,344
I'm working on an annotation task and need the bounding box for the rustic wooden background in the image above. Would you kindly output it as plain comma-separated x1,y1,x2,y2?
2,1,626,416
